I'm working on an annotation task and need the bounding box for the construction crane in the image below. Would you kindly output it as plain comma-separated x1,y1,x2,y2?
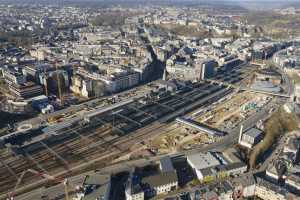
8,169,77,200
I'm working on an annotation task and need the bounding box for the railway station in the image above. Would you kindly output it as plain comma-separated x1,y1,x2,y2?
0,81,232,194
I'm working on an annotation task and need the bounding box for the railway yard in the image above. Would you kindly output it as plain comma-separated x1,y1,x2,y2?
0,3,299,200
0,81,233,197
0,63,288,199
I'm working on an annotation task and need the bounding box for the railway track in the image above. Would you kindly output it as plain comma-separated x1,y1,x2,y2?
0,83,233,197
0,125,113,194
0,121,166,195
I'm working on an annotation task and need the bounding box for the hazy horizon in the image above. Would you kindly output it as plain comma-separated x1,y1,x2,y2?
0,0,299,11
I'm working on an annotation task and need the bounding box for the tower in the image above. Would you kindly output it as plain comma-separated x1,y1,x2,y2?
238,124,244,144
162,69,168,81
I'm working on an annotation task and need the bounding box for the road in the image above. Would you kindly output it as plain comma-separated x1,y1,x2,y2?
0,85,231,199
8,63,292,200
9,96,278,200
100,88,289,200
172,116,292,200
14,171,90,200
17,82,153,129
99,96,282,175
278,66,294,96
209,79,291,98
272,50,294,96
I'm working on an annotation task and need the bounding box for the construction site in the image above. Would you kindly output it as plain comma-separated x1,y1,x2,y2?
0,62,289,199
195,92,272,130
148,64,275,154
0,81,234,199
148,90,273,153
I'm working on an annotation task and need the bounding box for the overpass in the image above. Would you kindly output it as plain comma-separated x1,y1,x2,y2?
176,117,225,137
249,61,267,68
208,80,291,98
238,87,291,98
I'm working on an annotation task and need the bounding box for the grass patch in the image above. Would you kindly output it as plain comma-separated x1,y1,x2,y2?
244,11,300,38
155,24,210,38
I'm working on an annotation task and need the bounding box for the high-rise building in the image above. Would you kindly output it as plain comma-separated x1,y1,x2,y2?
200,59,217,80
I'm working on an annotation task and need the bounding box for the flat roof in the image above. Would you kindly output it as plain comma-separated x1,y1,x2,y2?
142,171,178,188
231,174,256,187
187,152,220,170
28,95,48,101
82,174,111,200
256,177,287,196
244,128,263,138
250,81,281,93
222,148,242,163
160,156,174,173
224,162,247,171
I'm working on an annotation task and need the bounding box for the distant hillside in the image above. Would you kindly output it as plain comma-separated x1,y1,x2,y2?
244,10,300,38
0,0,246,11
236,0,300,10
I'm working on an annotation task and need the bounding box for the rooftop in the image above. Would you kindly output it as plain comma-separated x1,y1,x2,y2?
160,156,175,173
286,174,300,184
286,137,300,152
244,128,263,138
125,174,143,195
222,148,242,163
187,152,221,170
231,174,256,187
256,177,287,196
252,81,282,93
142,171,178,188
81,174,111,200
224,162,247,171
257,68,281,77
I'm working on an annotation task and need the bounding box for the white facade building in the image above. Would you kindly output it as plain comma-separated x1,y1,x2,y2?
125,190,144,200
187,152,221,180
